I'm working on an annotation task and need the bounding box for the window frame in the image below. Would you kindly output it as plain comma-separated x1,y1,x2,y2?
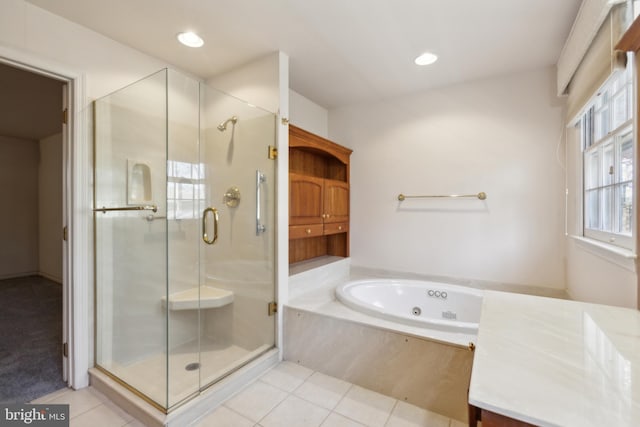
578,63,636,251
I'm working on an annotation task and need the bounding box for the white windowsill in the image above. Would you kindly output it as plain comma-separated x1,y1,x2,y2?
569,235,637,271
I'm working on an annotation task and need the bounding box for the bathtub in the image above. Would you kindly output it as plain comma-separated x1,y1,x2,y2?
335,279,483,333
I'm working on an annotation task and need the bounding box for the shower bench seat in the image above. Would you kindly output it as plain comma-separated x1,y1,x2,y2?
161,286,234,310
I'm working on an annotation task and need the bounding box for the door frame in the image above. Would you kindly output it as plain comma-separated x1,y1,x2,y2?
0,45,91,389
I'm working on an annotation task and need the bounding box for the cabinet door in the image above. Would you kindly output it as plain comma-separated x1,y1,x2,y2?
290,173,324,225
324,179,349,223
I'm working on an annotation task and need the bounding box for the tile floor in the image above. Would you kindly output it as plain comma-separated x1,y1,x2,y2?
32,362,467,427
31,387,144,427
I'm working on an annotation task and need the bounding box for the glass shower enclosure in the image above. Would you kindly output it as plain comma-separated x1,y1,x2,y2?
93,69,276,410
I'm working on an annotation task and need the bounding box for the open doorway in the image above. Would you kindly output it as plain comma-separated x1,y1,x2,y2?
0,62,67,403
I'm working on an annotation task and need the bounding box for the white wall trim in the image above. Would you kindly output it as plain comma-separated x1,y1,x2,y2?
276,51,289,361
0,44,91,389
570,235,637,271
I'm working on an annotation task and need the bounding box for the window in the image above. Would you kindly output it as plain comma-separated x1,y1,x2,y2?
167,160,205,220
579,65,634,249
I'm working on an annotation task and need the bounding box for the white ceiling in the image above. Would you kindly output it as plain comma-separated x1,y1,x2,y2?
0,62,63,140
26,0,581,109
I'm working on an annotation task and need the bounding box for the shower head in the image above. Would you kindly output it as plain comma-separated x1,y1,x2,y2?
217,116,238,132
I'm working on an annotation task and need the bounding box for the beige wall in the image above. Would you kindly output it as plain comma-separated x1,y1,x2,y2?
329,67,566,290
0,132,64,282
289,89,329,138
565,240,636,307
207,53,281,114
39,132,63,283
0,135,39,278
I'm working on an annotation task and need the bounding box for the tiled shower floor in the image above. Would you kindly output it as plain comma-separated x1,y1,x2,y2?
33,362,467,427
102,339,270,406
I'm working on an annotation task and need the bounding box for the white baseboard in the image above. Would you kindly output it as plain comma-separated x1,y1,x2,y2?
0,271,39,280
38,271,63,284
0,271,62,284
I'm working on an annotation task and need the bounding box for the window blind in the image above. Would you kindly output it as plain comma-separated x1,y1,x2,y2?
559,1,631,121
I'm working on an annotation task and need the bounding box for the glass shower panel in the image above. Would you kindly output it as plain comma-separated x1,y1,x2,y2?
94,70,168,409
197,85,276,390
94,68,277,412
165,70,202,407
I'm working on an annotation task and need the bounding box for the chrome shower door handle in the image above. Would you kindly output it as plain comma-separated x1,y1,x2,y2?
256,170,266,235
202,207,219,245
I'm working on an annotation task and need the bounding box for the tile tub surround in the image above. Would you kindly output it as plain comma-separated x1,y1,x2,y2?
283,307,473,423
469,291,640,427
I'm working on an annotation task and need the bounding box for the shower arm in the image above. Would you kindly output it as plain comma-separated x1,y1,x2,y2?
217,116,238,131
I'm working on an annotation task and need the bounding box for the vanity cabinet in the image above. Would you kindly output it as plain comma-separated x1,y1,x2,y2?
289,125,352,264
468,406,535,427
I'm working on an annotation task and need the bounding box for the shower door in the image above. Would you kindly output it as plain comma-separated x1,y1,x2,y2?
164,76,277,408
191,84,277,400
94,69,277,411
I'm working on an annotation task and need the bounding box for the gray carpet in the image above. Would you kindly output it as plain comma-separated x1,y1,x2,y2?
0,276,66,403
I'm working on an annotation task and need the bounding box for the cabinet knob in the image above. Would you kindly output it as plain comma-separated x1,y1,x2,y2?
306,228,311,234
326,214,330,218
338,226,342,230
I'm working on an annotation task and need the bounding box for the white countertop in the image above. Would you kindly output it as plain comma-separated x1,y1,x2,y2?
469,291,640,427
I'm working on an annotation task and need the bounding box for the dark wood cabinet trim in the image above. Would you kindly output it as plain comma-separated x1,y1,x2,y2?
616,15,640,52
289,125,353,166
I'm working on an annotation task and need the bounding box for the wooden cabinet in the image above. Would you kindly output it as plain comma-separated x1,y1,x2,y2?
468,405,536,427
323,179,349,223
289,173,324,226
289,174,349,226
289,125,352,264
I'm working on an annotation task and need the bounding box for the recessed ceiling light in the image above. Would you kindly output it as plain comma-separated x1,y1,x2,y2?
177,32,204,48
415,52,438,66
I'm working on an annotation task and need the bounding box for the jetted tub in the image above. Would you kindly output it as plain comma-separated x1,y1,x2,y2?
335,279,483,333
